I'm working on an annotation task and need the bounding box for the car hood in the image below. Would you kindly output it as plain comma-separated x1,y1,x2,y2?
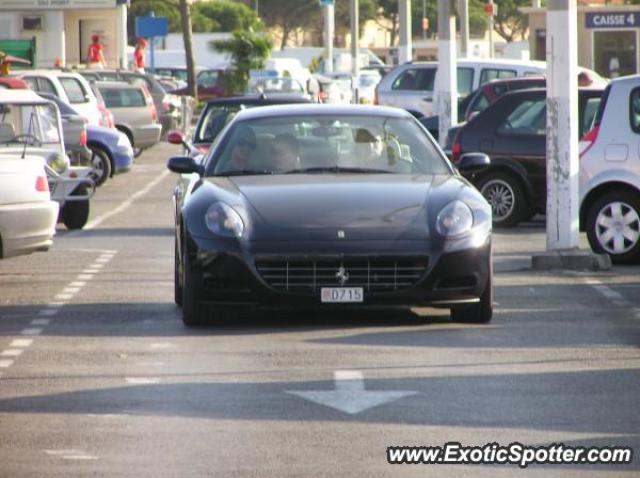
195,174,465,241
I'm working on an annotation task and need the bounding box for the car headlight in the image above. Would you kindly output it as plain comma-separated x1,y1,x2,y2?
436,200,473,237
49,153,69,174
205,202,245,238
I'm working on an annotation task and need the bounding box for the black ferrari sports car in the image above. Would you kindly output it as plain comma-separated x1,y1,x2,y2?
168,104,493,326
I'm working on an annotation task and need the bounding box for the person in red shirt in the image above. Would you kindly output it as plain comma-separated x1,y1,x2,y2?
134,38,148,73
87,35,106,69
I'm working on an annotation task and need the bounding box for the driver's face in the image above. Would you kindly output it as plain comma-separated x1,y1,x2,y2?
230,136,256,165
270,141,297,170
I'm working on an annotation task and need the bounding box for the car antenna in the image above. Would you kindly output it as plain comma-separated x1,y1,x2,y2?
21,111,35,159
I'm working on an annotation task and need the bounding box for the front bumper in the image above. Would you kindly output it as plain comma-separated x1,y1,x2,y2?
185,237,491,308
111,147,134,174
131,124,162,150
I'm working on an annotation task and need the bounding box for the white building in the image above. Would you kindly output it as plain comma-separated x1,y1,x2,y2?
0,0,128,68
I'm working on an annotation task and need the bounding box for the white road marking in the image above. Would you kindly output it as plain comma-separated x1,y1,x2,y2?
77,274,94,280
82,270,99,275
149,342,176,349
75,168,170,232
90,263,104,269
38,309,58,317
1,350,22,357
69,281,86,287
10,339,33,348
287,370,418,414
0,359,15,368
63,287,81,294
44,449,98,460
20,328,42,336
95,257,111,263
30,319,51,326
54,294,73,301
125,377,161,385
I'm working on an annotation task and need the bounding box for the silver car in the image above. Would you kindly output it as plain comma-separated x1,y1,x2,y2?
579,74,640,264
95,81,161,154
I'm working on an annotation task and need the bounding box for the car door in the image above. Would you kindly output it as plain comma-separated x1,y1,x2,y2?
385,66,437,116
491,94,547,208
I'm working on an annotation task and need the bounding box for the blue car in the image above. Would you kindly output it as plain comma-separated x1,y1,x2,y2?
39,93,133,186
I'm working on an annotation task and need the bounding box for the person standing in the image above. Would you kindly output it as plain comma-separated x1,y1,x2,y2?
87,34,106,69
134,38,148,73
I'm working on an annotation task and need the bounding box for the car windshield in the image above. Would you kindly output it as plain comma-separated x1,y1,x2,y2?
209,114,451,176
0,102,61,146
195,105,245,143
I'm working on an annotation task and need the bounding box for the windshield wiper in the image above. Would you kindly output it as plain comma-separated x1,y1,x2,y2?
215,169,277,177
283,166,392,174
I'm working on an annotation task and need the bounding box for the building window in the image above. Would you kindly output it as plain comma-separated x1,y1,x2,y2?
593,31,637,78
535,29,546,61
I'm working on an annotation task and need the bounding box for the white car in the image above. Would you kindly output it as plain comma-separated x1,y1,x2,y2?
14,70,102,126
0,89,94,230
376,58,546,117
579,74,640,264
0,156,58,259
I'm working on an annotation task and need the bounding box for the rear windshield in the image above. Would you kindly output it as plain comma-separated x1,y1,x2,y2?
100,88,146,108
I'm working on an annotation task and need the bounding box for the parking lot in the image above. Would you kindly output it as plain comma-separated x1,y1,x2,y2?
0,142,638,476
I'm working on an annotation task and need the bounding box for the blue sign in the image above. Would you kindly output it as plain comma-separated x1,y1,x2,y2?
586,12,640,29
135,16,169,38
319,0,334,6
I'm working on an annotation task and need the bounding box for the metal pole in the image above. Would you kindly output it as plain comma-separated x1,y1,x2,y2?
325,3,334,74
422,0,426,41
459,0,469,57
255,0,259,16
488,0,494,58
117,3,127,69
350,0,359,77
545,0,579,250
398,0,412,64
437,0,457,147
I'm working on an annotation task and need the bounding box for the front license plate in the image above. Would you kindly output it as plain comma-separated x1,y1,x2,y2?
321,287,364,303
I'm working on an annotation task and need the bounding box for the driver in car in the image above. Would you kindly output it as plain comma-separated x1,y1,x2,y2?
221,125,257,172
269,133,300,172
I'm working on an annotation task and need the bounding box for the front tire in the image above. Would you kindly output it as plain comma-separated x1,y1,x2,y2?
174,238,183,306
450,273,493,324
61,185,90,230
586,190,640,265
478,172,530,228
181,244,207,326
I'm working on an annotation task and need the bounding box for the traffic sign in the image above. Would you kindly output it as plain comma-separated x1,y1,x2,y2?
135,15,168,38
319,0,334,6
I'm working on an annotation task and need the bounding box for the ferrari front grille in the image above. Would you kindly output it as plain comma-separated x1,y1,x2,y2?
255,257,428,292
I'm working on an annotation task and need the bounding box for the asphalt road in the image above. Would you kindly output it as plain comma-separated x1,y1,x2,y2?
1,142,639,477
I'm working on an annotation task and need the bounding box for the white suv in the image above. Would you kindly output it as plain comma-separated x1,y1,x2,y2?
580,75,640,264
376,58,546,118
15,70,102,127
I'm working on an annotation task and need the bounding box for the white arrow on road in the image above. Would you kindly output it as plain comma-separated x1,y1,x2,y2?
286,370,418,415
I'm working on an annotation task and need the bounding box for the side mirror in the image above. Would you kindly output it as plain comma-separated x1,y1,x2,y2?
167,130,185,145
456,153,490,174
167,156,204,175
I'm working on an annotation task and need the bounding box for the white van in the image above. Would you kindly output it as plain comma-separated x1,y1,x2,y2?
376,58,546,117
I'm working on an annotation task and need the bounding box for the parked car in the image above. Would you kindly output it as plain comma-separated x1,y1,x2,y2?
452,87,604,227
39,92,133,186
167,104,493,326
376,58,546,118
80,69,181,136
245,76,309,99
14,70,102,127
0,156,58,259
172,68,229,102
94,81,162,157
356,70,382,104
579,75,640,264
169,93,312,155
0,89,94,229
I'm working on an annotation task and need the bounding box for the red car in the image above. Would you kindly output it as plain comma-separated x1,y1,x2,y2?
0,77,29,89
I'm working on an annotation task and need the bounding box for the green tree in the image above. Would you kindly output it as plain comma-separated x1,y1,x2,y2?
193,0,261,33
254,0,318,49
492,0,530,42
211,29,273,94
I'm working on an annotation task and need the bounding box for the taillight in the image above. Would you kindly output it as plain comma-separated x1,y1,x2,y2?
98,102,114,129
451,142,461,163
318,91,327,103
79,129,87,146
35,175,48,192
162,99,171,112
150,103,158,122
580,125,600,159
